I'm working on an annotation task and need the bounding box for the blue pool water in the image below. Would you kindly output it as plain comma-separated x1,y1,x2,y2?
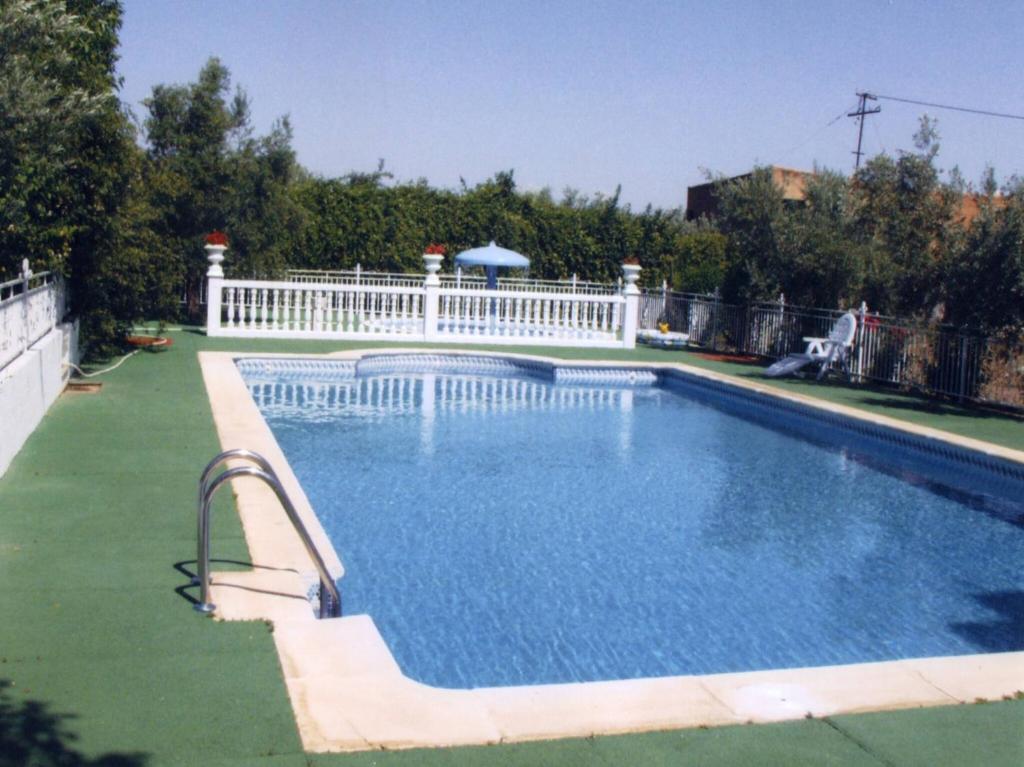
241,357,1024,689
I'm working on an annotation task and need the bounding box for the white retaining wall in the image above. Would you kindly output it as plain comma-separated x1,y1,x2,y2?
0,321,78,477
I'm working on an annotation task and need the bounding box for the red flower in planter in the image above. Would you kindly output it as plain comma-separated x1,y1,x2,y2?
623,257,640,266
424,243,446,255
205,231,229,246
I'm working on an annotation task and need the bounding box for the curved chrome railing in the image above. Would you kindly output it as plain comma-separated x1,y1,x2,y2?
194,449,341,619
196,449,274,555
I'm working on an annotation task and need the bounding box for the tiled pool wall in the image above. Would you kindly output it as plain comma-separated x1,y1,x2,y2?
236,357,358,382
236,354,660,387
235,354,1024,505
659,369,1024,504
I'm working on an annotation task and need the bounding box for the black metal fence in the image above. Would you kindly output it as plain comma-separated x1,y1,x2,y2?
641,288,1023,409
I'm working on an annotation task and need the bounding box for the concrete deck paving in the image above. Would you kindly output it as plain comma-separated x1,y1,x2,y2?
1,329,1021,766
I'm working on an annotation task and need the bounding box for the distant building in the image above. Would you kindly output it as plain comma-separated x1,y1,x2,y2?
686,166,814,220
954,192,1009,228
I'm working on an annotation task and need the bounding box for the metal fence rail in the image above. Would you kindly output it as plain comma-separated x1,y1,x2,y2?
641,287,1023,409
285,267,618,295
286,268,424,288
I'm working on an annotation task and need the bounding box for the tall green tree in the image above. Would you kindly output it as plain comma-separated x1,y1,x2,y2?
714,167,786,303
142,58,303,315
1,0,114,275
944,191,1024,332
0,0,139,349
664,229,728,294
852,117,959,315
780,170,864,308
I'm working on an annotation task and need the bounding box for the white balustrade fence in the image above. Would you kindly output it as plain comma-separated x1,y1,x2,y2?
216,279,426,339
208,253,640,349
434,287,624,345
0,263,66,372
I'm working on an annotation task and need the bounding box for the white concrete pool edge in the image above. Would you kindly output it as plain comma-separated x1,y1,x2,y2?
198,348,1024,753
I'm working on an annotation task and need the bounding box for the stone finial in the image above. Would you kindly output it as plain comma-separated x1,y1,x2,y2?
621,261,641,294
423,252,444,286
205,244,227,278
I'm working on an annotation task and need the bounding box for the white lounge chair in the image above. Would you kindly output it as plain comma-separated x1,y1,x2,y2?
763,312,858,380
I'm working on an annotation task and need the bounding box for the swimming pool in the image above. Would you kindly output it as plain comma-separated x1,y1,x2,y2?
238,355,1024,690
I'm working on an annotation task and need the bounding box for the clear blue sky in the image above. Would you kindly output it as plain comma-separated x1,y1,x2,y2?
117,0,1024,210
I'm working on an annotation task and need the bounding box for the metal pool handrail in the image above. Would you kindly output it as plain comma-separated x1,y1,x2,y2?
198,448,275,521
195,449,276,592
194,450,342,619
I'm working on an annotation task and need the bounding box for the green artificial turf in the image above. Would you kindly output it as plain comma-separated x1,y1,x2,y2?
0,329,1021,766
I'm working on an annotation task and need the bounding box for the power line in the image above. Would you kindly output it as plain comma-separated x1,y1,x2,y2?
828,103,859,127
874,93,1024,121
776,103,857,158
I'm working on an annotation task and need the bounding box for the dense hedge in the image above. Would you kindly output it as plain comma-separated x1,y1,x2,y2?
285,172,687,288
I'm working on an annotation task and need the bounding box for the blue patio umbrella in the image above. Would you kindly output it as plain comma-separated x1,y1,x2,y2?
454,241,529,289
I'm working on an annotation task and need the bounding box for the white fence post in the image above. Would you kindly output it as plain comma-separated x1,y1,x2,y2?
423,252,443,342
855,300,868,382
20,259,31,355
205,243,226,337
621,261,641,349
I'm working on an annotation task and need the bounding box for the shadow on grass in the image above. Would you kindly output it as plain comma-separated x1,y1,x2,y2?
0,680,147,767
173,559,300,607
851,395,1024,423
951,591,1024,654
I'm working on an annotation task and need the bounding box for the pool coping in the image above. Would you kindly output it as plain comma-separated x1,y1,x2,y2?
198,348,1024,753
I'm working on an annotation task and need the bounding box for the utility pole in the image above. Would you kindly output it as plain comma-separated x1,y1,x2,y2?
848,92,880,170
